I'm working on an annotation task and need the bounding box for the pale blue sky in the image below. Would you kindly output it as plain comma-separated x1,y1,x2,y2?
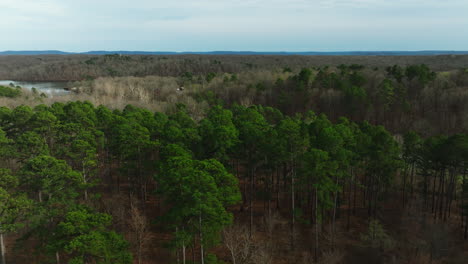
0,0,467,51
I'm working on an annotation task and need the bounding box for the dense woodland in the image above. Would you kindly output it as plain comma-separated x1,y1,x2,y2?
0,57,467,263
0,54,468,81
0,101,467,264
2,59,468,135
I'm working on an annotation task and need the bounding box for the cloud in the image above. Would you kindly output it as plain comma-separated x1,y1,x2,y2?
316,0,468,9
0,0,466,51
0,0,65,16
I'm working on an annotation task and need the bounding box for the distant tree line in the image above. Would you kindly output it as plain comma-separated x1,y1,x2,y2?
66,63,468,136
0,54,467,81
1,59,467,137
194,64,468,136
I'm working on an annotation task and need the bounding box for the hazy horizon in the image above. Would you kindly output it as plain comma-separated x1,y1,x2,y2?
0,48,468,55
0,0,467,52
2,49,468,52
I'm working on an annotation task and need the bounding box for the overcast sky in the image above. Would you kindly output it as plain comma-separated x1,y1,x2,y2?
0,0,467,51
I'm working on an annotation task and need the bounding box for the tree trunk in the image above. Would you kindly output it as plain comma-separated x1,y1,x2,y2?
331,177,339,250
363,172,368,208
353,174,357,215
409,163,415,207
117,158,121,193
1,233,6,264
240,161,246,212
199,213,204,264
462,169,466,230
444,170,455,222
314,189,319,263
268,171,272,218
83,163,88,200
107,147,112,193
230,248,236,264
347,177,352,231
465,215,468,240
367,175,373,217
347,168,355,229
438,170,445,220
176,247,180,264
192,244,195,264
431,173,437,214
182,241,186,264
138,149,144,202
403,163,408,208
373,181,379,219
249,166,254,238
137,234,142,264
423,171,429,210
55,251,60,264
291,160,295,251
276,167,280,209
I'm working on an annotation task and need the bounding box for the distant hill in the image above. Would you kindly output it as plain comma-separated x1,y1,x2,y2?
1,50,468,56
0,50,72,55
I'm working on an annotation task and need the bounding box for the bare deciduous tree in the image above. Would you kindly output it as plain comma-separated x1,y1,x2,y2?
129,203,151,264
223,224,252,264
251,243,273,264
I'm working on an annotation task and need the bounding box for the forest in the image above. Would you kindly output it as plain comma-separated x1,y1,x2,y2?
0,54,467,82
0,58,467,264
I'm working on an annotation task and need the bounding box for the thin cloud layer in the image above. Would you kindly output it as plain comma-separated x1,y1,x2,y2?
0,0,466,51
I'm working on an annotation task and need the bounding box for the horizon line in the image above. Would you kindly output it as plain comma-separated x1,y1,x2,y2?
2,49,468,52
1,50,468,56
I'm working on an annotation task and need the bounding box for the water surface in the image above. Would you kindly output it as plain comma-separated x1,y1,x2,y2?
0,80,70,95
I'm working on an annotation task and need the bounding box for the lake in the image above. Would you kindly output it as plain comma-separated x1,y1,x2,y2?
0,80,71,95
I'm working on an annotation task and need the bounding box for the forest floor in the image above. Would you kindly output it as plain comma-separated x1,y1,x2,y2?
6,178,468,264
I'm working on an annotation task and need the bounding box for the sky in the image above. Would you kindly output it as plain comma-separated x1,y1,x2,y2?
0,0,467,52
